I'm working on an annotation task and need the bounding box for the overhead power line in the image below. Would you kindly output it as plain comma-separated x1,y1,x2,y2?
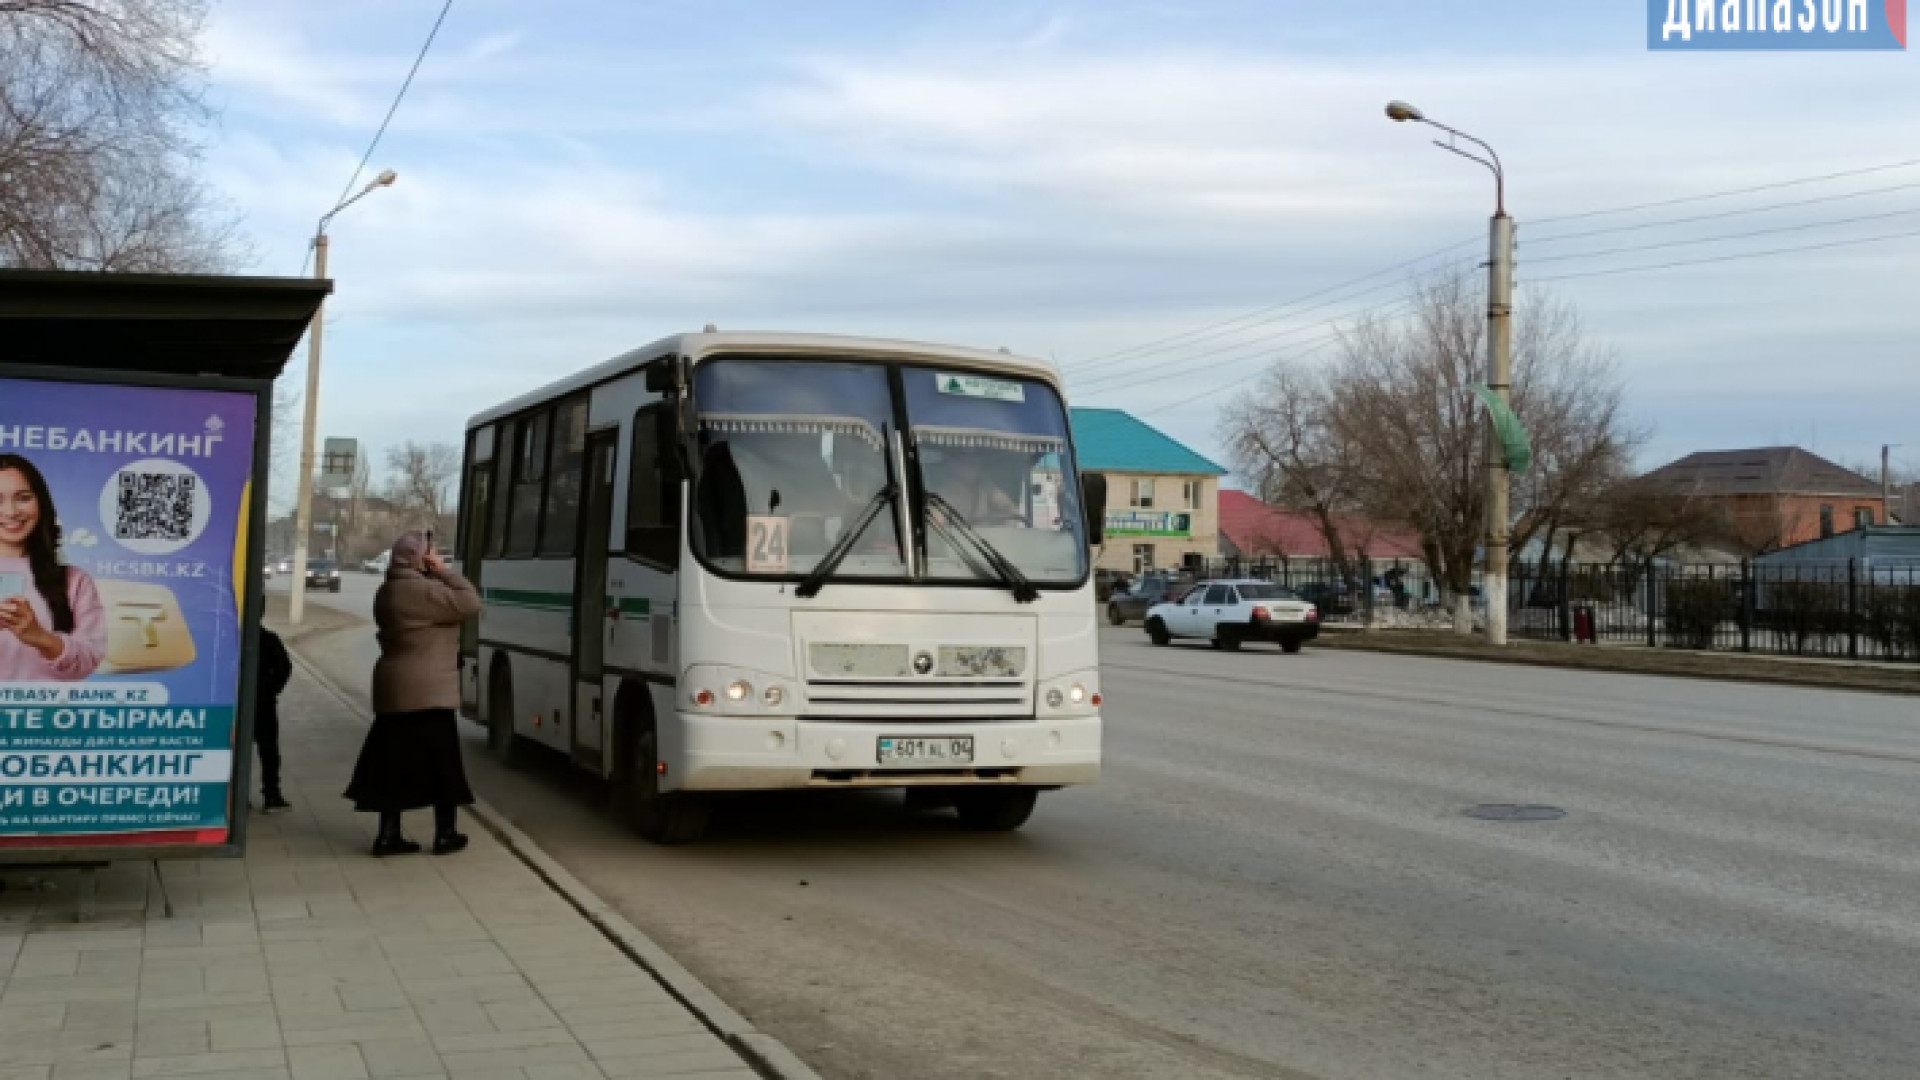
1523,178,1920,246
1523,204,1920,266
334,0,453,206
1069,281,1441,392
1075,155,1920,419
1063,236,1478,372
1527,157,1920,227
1523,226,1920,283
300,0,454,273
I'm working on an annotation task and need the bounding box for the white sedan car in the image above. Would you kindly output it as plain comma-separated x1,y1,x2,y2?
1144,579,1320,653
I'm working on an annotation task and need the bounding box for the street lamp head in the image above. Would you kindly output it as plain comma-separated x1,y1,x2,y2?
368,168,399,190
1385,100,1425,123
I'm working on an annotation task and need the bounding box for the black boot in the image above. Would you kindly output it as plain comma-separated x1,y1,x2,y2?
432,805,468,856
371,811,421,857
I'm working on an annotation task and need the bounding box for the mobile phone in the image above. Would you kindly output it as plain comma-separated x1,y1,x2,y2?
0,572,24,601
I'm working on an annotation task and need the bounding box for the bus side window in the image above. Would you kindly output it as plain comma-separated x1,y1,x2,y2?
627,404,682,566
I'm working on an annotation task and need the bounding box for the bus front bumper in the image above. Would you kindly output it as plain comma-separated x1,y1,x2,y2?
663,713,1102,792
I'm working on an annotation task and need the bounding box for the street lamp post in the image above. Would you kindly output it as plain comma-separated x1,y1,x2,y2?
288,169,397,626
1386,101,1513,645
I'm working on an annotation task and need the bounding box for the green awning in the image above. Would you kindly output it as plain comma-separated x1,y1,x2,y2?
1470,384,1532,473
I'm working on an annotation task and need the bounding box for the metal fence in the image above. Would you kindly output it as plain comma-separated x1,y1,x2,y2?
1508,560,1920,662
1193,557,1460,624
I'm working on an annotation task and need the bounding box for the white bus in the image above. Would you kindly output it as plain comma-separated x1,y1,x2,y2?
455,333,1108,843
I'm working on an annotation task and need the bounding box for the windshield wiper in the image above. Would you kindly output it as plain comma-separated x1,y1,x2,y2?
796,482,899,599
923,492,1039,604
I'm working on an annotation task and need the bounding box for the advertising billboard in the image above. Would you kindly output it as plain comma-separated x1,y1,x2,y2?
0,376,257,849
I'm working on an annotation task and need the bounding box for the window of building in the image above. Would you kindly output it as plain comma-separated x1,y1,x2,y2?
1182,479,1203,510
1818,504,1834,539
506,410,550,557
1130,478,1155,508
539,397,589,556
1854,506,1874,530
1132,543,1155,573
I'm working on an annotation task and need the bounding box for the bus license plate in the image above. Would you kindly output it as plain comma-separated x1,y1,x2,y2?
877,736,974,766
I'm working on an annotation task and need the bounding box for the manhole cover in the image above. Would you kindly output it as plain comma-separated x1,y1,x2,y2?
1464,803,1566,822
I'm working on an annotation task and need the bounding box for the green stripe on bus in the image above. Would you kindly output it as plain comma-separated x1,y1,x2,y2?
483,588,573,610
481,589,652,619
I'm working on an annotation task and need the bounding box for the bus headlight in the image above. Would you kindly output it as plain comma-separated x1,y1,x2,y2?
692,688,715,708
763,685,785,708
1039,671,1099,715
725,680,752,703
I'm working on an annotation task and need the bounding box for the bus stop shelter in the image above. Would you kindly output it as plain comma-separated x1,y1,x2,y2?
0,269,330,913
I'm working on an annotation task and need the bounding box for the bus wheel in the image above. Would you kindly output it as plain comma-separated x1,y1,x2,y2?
953,787,1038,832
622,722,709,845
486,663,528,767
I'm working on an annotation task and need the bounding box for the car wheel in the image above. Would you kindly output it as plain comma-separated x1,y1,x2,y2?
953,787,1039,831
1146,618,1170,646
1280,639,1304,655
1108,605,1126,626
1212,631,1242,652
619,721,709,845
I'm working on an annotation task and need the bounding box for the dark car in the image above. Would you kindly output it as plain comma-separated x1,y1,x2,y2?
305,559,342,593
1292,580,1357,617
1107,575,1185,625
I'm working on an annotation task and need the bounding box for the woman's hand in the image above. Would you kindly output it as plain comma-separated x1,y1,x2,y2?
0,597,63,660
420,550,446,575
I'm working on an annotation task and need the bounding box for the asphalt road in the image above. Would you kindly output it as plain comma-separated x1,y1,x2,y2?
284,578,1920,1080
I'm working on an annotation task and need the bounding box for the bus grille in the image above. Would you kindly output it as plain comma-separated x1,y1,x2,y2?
802,679,1031,719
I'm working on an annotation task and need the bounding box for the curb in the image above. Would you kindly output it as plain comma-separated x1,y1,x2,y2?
283,646,824,1080
1315,636,1920,696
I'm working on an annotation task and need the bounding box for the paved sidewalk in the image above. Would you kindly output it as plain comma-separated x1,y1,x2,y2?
0,661,760,1080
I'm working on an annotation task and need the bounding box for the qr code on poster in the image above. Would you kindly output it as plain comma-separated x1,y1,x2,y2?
115,472,198,542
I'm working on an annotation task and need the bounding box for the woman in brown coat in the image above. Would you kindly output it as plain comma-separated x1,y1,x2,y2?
344,532,482,857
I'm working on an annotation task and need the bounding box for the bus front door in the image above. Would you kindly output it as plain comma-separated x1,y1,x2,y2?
571,431,618,772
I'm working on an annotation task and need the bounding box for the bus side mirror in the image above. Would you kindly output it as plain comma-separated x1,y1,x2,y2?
1081,473,1107,546
644,355,679,394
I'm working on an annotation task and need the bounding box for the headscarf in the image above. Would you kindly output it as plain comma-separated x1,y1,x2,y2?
390,531,429,572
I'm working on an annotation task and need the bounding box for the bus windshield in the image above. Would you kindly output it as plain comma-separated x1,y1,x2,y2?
903,367,1086,586
690,360,905,579
688,357,1087,587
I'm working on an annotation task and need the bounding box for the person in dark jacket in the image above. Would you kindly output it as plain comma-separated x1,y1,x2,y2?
343,532,481,857
256,626,293,813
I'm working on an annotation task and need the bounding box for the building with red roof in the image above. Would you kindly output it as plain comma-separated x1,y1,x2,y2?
1216,489,1423,563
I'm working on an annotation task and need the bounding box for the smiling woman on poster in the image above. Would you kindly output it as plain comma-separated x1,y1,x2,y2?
0,453,107,682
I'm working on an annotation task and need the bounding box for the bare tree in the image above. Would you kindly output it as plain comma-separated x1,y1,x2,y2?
1220,364,1363,580
0,0,240,271
1308,272,1635,633
1592,476,1730,567
385,441,460,534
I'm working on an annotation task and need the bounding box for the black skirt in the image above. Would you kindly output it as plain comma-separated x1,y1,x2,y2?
343,708,475,812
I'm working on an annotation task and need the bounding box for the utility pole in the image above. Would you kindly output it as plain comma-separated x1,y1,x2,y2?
1485,206,1513,645
288,169,396,625
288,233,327,628
1386,100,1512,644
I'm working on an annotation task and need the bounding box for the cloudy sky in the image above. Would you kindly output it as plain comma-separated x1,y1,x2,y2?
200,0,1920,500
